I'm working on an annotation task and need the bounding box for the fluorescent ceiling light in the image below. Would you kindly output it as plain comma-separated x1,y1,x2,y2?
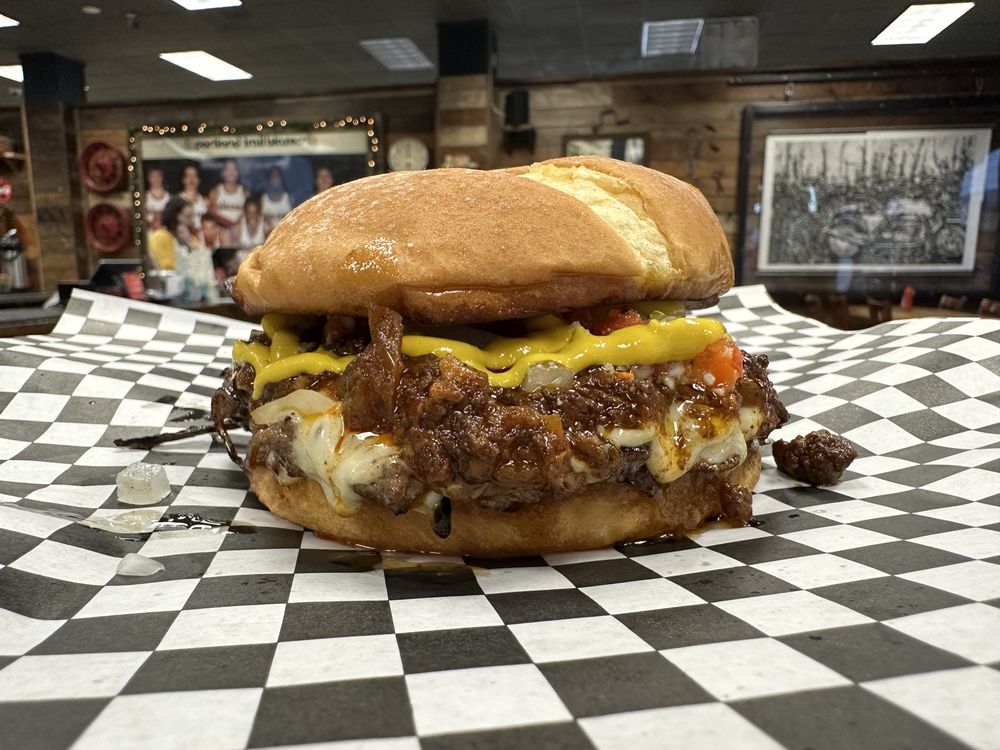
642,18,704,56
159,51,251,81
872,3,974,45
0,64,22,82
360,38,434,70
170,0,242,9
0,12,19,27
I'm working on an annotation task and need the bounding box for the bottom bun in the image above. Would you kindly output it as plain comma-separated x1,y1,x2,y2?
248,447,761,556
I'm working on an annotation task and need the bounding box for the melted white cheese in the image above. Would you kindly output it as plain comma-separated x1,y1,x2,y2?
645,401,753,484
290,413,399,516
251,394,401,517
255,391,765,514
601,425,658,447
740,405,763,439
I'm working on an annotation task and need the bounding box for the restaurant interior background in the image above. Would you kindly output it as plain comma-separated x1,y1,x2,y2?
0,0,997,335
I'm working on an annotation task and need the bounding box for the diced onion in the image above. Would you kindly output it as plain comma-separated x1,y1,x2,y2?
116,553,165,577
251,389,337,424
601,425,656,447
82,509,163,534
521,362,575,392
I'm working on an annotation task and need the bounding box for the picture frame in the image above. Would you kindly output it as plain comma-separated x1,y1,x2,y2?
127,117,382,259
563,133,648,165
736,97,1000,299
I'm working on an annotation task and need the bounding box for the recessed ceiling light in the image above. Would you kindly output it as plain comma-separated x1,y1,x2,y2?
360,38,434,71
0,12,19,27
170,0,242,9
872,2,974,45
641,19,704,56
81,5,101,15
0,64,23,82
159,51,252,81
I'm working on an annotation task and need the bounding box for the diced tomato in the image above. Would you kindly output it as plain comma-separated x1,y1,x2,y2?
589,308,646,335
692,338,744,391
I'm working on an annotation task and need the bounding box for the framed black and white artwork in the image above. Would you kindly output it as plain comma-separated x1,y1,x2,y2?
736,97,1000,298
758,128,991,275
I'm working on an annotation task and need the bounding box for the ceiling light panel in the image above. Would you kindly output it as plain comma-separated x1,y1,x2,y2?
159,51,252,81
871,2,974,45
642,19,705,56
360,38,434,70
0,64,22,82
170,0,242,9
0,12,19,27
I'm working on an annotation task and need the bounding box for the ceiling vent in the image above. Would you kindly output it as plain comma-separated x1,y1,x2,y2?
360,38,434,71
641,18,704,56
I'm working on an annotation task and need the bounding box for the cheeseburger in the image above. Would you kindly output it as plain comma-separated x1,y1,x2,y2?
213,156,787,555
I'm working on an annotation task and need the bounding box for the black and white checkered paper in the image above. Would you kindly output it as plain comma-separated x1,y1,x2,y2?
1,287,998,750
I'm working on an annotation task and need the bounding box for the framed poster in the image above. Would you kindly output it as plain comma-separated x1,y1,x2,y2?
736,97,1000,299
758,128,990,274
130,120,380,254
563,134,648,164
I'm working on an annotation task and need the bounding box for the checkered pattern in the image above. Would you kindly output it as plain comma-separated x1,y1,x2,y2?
0,286,998,750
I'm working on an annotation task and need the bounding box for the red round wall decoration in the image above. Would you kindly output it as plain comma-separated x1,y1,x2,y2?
79,141,127,193
85,203,131,253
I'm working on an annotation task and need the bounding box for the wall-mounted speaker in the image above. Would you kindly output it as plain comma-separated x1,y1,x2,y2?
504,90,529,127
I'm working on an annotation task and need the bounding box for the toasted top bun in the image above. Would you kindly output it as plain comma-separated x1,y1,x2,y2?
232,156,733,324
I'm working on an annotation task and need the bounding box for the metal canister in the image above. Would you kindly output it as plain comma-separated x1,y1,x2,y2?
0,228,29,291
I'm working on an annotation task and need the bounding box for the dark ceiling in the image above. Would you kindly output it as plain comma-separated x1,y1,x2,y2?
0,0,997,108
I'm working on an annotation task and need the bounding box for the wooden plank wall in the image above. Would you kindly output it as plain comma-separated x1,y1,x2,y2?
0,109,39,283
436,74,498,168
493,67,1000,249
24,101,89,288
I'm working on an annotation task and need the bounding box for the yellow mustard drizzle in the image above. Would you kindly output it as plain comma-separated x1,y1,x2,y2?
402,324,576,371
232,341,270,373
261,314,289,338
233,311,726,398
269,330,300,361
